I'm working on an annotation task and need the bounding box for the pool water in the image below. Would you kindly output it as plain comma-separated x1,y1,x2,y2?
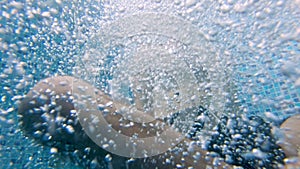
0,0,300,168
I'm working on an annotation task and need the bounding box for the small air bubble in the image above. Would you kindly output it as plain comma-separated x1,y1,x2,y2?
10,1,23,9
1,96,6,102
65,125,75,134
176,164,183,168
165,158,171,164
70,110,77,114
7,119,14,124
252,148,267,159
0,116,6,122
105,154,112,162
174,0,181,5
0,109,7,115
39,94,48,101
118,6,125,13
33,130,43,138
102,144,109,149
7,107,15,113
2,11,10,19
105,101,113,107
185,0,197,7
220,5,231,12
50,147,58,154
98,104,105,110
84,147,91,154
90,158,99,168
138,4,144,10
193,151,201,160
41,11,51,17
55,0,62,4
59,81,68,86
232,134,242,140
182,151,189,156
284,157,299,164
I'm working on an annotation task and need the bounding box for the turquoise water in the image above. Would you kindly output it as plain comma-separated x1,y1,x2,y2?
1,0,300,168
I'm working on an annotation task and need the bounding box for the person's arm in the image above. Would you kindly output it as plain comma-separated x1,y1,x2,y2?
19,76,299,168
18,76,233,168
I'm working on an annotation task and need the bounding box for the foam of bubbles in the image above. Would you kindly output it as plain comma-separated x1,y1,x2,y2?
74,11,237,158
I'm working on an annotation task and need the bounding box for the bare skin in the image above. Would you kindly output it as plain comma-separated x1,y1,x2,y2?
278,114,300,169
18,76,299,168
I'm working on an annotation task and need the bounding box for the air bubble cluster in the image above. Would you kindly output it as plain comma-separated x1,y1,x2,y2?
207,115,286,168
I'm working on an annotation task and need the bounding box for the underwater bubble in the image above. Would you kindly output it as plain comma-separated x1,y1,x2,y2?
252,148,267,159
90,158,99,168
185,0,197,7
84,147,91,154
41,11,51,18
176,163,183,168
65,125,75,134
50,147,58,154
105,154,112,162
284,157,299,164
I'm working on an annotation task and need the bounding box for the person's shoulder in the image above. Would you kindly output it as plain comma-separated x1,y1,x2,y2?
280,114,300,159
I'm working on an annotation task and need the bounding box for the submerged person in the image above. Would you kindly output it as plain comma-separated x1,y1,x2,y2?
18,76,299,169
